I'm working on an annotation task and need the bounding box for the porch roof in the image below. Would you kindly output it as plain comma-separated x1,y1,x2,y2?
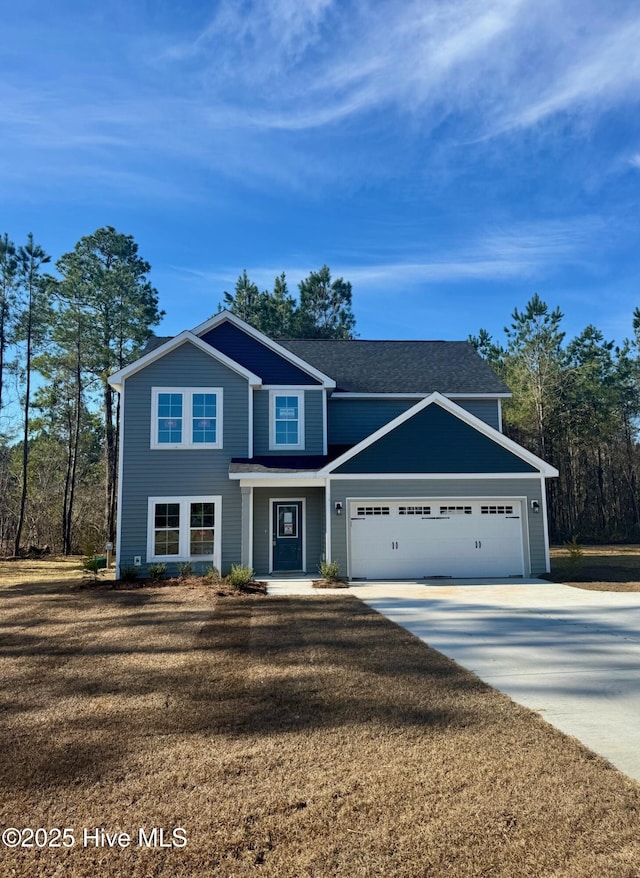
230,448,351,475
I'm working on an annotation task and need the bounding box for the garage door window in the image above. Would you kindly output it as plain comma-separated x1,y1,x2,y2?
356,506,390,516
440,505,472,515
481,505,514,515
398,506,431,515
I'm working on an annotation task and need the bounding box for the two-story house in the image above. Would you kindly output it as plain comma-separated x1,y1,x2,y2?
108,310,558,581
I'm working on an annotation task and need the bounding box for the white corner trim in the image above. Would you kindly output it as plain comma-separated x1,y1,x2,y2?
115,380,125,579
320,391,559,478
322,388,328,456
190,310,336,388
108,331,262,390
248,385,254,458
541,476,552,573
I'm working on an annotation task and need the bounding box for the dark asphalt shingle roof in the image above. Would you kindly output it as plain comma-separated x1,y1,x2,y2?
142,334,510,395
229,447,353,474
279,339,510,394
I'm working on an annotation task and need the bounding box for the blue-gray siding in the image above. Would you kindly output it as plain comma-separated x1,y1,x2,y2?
328,477,547,576
201,321,322,385
252,487,325,573
119,341,249,575
333,403,535,474
328,397,500,444
253,389,324,455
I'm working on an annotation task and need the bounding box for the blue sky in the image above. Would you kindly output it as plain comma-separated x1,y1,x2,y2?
3,0,640,345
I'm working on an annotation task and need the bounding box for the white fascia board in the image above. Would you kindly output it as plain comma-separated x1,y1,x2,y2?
234,476,327,488
332,392,512,399
190,310,336,389
320,391,559,478
108,331,262,391
327,472,545,480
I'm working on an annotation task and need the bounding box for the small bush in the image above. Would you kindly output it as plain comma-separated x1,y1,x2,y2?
82,556,104,582
177,561,194,579
319,560,341,581
565,536,584,567
119,564,140,582
203,565,221,583
147,562,166,580
227,564,255,589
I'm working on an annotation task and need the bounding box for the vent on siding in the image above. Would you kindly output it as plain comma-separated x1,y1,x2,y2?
398,506,431,515
356,506,390,516
481,505,514,515
439,505,472,515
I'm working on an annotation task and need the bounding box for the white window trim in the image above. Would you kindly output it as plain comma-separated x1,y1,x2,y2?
151,387,223,450
147,495,222,568
269,390,305,451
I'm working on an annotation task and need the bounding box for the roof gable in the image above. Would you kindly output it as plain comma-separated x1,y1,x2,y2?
200,321,323,386
192,311,334,387
108,331,261,390
323,393,558,476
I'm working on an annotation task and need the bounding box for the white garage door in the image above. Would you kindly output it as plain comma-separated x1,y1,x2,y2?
349,500,525,579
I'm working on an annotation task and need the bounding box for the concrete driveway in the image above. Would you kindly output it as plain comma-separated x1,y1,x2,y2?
352,579,640,782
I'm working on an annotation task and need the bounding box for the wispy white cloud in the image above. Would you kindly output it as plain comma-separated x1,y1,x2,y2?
175,218,597,294
2,0,640,194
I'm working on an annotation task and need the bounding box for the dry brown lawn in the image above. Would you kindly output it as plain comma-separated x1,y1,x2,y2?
549,544,640,591
2,567,640,877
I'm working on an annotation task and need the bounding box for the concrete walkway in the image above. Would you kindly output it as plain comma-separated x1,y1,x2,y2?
265,578,640,782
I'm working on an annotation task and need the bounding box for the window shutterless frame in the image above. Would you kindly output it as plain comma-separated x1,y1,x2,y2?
147,495,222,569
151,387,223,449
268,389,305,450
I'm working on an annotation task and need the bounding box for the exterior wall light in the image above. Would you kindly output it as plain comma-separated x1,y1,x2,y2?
334,502,343,515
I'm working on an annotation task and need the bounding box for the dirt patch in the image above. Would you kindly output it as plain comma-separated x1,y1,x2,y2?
2,579,640,876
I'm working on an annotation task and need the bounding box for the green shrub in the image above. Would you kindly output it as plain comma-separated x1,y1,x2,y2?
319,560,341,581
177,561,194,579
565,536,584,567
119,564,140,582
147,562,166,580
82,556,104,581
227,564,255,589
203,565,221,583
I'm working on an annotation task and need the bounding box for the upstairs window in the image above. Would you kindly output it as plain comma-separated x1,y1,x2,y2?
151,388,223,449
269,390,305,450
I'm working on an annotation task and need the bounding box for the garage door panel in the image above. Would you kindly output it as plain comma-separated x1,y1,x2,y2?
349,499,525,579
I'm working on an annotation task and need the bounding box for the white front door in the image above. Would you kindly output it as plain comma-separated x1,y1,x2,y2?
349,500,525,579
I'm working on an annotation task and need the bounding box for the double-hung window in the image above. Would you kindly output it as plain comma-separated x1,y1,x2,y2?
152,388,222,449
147,495,221,566
269,390,305,450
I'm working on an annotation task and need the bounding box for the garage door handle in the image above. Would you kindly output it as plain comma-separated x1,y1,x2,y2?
391,541,399,550
475,540,482,549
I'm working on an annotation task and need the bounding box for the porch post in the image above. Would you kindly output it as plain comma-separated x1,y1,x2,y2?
240,485,253,569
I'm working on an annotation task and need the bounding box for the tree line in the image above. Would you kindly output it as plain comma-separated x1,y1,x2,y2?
0,236,356,557
470,294,640,542
2,224,637,556
0,227,163,557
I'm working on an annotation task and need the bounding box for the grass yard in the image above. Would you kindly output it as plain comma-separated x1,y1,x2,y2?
549,544,640,591
2,568,640,876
